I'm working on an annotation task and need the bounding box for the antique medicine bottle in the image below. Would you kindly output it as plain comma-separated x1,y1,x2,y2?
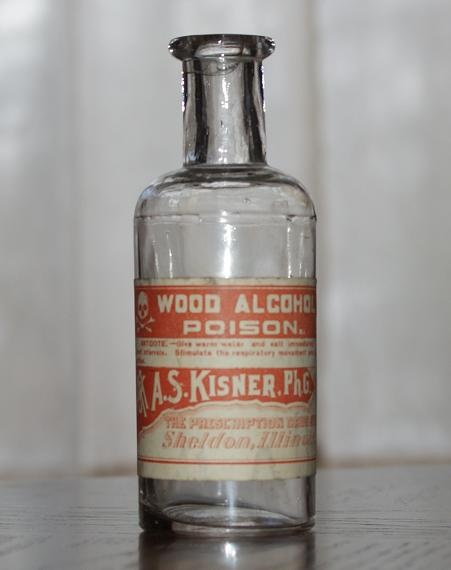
134,34,316,534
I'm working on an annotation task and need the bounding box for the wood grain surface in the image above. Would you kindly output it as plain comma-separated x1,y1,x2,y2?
1,466,451,569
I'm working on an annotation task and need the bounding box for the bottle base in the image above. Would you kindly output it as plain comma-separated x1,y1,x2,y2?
140,501,314,536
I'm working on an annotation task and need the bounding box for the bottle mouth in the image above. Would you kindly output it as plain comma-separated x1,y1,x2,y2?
169,34,275,61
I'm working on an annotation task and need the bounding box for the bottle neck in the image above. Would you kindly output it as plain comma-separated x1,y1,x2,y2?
182,58,267,166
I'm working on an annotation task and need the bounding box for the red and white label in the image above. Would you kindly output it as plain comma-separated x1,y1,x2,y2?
135,278,316,480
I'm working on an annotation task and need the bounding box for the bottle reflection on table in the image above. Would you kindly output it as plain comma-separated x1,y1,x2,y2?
139,530,315,570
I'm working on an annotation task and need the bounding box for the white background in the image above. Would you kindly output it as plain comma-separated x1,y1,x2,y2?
1,0,450,477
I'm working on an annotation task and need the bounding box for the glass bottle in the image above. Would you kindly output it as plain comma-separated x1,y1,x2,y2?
134,34,316,534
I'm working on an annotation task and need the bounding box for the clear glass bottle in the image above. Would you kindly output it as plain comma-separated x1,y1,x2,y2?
134,34,316,535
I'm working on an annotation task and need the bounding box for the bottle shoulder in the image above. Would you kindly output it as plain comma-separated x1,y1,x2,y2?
135,164,316,219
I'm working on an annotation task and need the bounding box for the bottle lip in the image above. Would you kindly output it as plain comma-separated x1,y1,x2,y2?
169,34,275,61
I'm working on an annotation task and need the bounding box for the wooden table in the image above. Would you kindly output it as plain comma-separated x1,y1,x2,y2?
1,466,451,569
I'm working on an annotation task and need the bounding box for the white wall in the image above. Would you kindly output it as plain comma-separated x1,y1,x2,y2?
316,0,451,463
0,0,78,475
0,0,450,477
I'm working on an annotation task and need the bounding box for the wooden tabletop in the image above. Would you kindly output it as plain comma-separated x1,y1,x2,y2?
1,465,451,569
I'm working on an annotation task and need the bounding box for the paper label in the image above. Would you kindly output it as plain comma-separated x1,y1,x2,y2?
135,278,316,480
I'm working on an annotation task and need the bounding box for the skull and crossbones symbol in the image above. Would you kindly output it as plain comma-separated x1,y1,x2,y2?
136,291,155,333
